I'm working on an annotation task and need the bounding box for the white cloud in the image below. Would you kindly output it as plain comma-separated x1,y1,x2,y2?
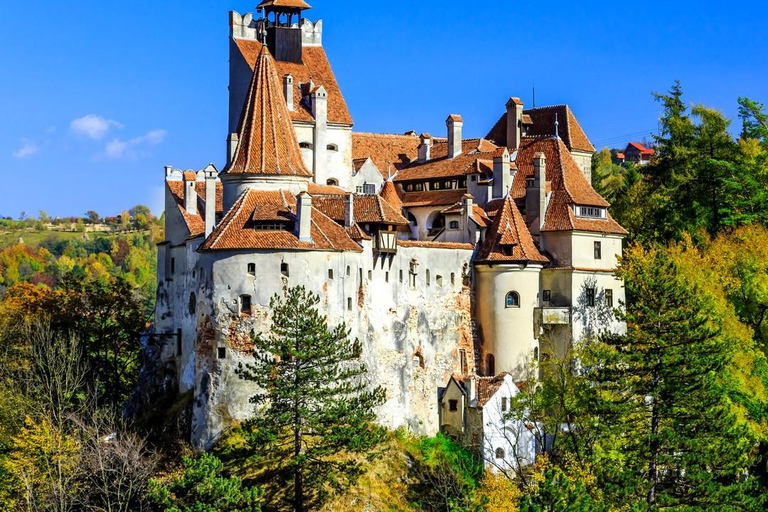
103,129,168,160
70,114,123,140
12,140,40,159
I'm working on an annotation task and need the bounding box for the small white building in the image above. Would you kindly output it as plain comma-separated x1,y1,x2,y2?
154,0,628,449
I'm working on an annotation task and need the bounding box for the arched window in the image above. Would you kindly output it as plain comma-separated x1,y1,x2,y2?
486,354,495,376
326,143,338,151
299,142,313,149
495,447,505,459
326,178,339,186
506,291,520,308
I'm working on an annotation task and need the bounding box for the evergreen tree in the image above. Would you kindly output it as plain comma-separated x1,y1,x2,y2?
584,243,768,510
237,286,386,512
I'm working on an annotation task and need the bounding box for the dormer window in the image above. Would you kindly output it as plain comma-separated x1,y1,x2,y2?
577,206,606,219
299,142,313,150
326,143,338,151
327,178,339,186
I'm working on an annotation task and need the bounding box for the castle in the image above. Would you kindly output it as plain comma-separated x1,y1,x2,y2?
154,0,627,457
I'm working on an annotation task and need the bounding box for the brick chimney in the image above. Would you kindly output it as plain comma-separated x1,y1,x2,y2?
183,171,197,215
344,194,354,228
418,133,432,163
461,194,474,233
203,165,217,237
296,192,313,242
526,152,547,240
447,115,463,159
284,74,294,112
506,97,524,151
492,148,512,199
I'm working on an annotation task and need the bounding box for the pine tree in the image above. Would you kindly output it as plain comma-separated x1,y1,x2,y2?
237,286,386,512
584,243,767,510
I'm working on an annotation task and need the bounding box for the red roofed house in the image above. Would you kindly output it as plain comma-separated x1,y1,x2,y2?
154,1,627,455
624,142,655,165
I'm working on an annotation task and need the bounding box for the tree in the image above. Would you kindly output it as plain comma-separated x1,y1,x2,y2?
38,211,50,224
149,453,261,512
583,242,768,509
85,211,100,225
237,286,386,511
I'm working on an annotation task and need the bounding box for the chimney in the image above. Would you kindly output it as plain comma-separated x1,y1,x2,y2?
418,133,432,163
204,165,217,237
506,97,524,151
284,74,294,111
527,152,547,239
462,194,474,237
492,148,511,199
227,133,239,166
311,85,328,184
296,192,312,242
446,115,463,159
183,171,197,215
344,194,354,228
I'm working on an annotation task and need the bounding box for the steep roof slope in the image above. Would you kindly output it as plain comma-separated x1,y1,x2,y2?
223,46,312,177
475,195,548,264
352,132,421,179
486,104,594,153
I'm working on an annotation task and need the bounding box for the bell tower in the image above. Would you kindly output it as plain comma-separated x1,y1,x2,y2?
257,0,311,64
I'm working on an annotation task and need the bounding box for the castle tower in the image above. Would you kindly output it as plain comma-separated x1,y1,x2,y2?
474,195,548,378
220,45,312,209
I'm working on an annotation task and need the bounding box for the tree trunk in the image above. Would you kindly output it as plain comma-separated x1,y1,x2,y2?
294,427,303,512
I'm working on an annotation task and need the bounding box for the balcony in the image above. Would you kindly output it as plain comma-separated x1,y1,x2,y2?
534,307,571,338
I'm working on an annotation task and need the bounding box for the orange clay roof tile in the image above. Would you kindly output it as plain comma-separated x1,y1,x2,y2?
199,189,361,252
475,195,549,264
352,132,421,179
394,139,500,182
234,39,353,126
401,189,467,208
398,240,474,250
380,181,403,210
224,46,312,177
486,104,595,153
475,373,511,407
166,181,224,238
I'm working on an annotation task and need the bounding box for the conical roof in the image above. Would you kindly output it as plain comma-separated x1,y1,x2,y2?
475,195,548,264
223,46,312,178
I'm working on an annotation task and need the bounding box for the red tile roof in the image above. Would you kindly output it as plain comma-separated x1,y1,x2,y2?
307,182,346,195
352,132,421,179
486,104,595,153
224,46,312,178
476,373,510,407
380,181,403,210
398,240,474,250
440,201,492,228
475,195,548,264
199,189,361,252
167,181,224,238
393,139,500,183
312,194,409,226
401,189,467,208
626,142,655,155
234,39,353,126
257,0,311,9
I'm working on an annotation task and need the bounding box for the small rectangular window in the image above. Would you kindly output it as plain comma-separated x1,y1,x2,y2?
217,347,226,359
586,288,596,307
451,273,456,285
241,295,252,315
346,266,351,277
400,269,404,283
247,263,256,276
449,399,458,412
328,269,334,280
460,349,467,374
281,263,289,277
347,297,352,311
359,268,363,282
356,186,363,194
426,270,431,286
594,241,602,260
606,289,614,307
363,183,376,195
436,275,443,287
501,397,508,412
368,270,372,280
543,290,551,302
385,271,389,283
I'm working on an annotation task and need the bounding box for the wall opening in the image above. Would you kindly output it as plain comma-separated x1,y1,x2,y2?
328,269,334,280
426,270,431,286
436,275,443,287
460,349,467,374
449,399,458,412
217,347,226,359
240,295,252,315
347,297,352,311
486,354,495,376
412,352,425,369
247,263,256,276
281,263,290,277
505,291,520,308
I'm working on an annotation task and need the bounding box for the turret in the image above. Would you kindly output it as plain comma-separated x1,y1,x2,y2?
257,0,311,64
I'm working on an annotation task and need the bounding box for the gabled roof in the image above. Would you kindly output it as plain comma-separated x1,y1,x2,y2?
476,373,512,407
199,189,362,252
352,132,421,179
486,104,595,153
626,142,655,155
475,196,548,264
233,39,353,125
311,194,409,226
393,139,501,183
166,181,224,238
223,46,312,177
401,189,467,208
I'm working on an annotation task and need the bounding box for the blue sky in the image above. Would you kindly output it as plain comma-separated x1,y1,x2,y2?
2,0,766,218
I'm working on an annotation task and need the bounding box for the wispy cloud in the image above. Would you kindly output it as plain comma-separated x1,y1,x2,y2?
12,140,40,159
103,129,168,160
70,114,123,140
